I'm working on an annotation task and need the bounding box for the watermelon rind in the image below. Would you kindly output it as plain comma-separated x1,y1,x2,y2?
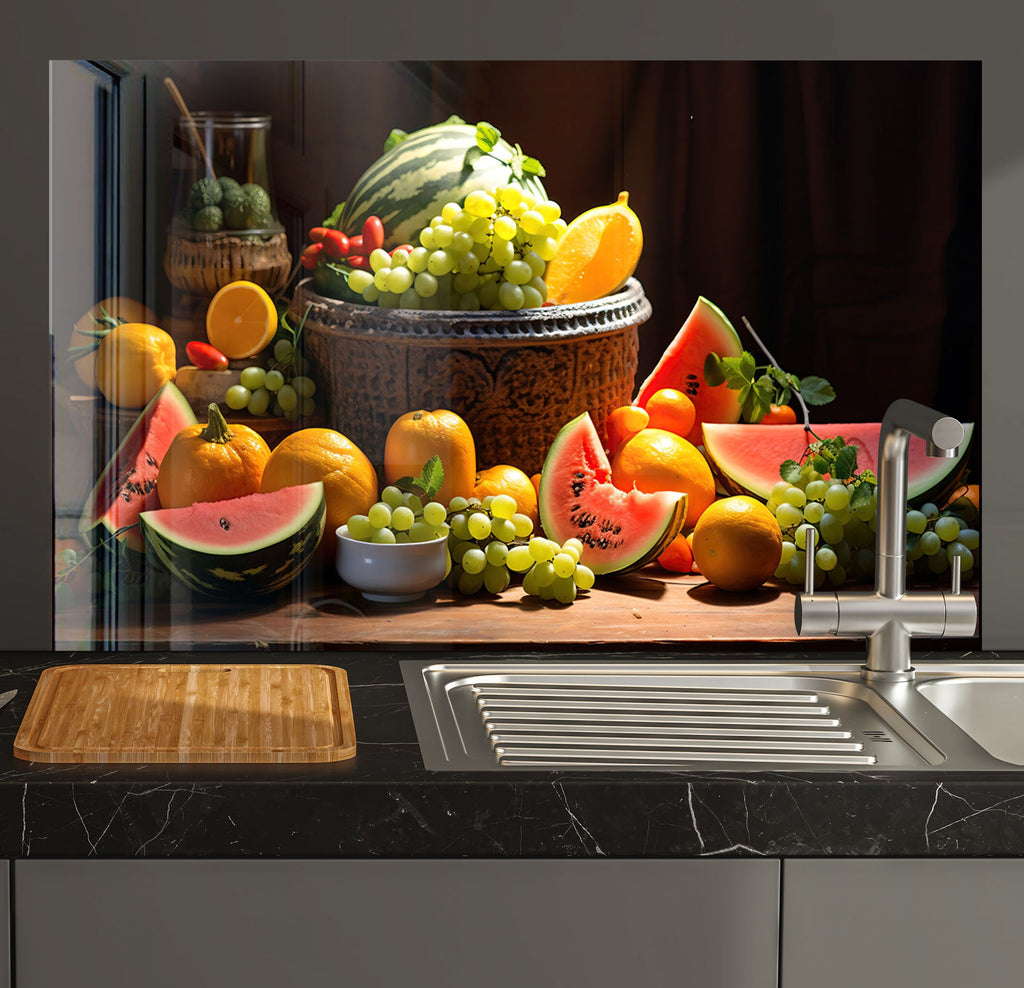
79,381,197,554
139,482,326,597
539,412,686,576
635,296,744,445
701,421,975,506
339,122,548,249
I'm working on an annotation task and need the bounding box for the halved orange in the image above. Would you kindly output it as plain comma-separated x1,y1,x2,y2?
544,191,643,305
205,280,278,360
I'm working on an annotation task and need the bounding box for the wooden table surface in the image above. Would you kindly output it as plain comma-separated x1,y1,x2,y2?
54,563,980,652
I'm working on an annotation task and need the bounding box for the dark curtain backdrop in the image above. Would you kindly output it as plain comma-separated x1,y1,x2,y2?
427,61,980,427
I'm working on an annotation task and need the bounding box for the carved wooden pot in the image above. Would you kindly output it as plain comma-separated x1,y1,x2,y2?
290,278,650,478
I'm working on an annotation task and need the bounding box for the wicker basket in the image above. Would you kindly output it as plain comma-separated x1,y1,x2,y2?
290,278,651,477
164,231,292,297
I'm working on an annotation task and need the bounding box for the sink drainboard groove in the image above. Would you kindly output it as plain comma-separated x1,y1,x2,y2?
470,681,877,768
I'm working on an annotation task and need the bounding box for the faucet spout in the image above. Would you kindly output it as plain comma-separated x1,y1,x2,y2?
876,399,966,600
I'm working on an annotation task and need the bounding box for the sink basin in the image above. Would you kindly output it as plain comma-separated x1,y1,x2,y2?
401,658,1024,774
916,678,1024,765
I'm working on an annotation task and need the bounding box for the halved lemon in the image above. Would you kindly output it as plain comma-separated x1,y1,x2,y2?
205,280,278,360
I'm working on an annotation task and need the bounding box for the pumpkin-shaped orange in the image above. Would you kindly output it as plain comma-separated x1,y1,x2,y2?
384,409,476,506
157,403,271,509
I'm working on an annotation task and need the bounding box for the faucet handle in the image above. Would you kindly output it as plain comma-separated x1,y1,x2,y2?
950,552,961,595
803,526,817,596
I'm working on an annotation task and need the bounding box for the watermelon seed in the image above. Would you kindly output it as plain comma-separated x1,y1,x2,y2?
219,518,230,531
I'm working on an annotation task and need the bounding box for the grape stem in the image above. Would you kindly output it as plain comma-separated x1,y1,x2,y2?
741,315,812,430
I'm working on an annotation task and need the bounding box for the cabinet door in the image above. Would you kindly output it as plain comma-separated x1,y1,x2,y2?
783,859,1024,987
16,859,779,988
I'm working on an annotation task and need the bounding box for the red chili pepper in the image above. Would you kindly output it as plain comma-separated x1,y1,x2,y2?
345,254,371,270
185,340,229,371
308,226,329,242
300,242,324,269
347,234,366,256
322,229,350,259
362,216,385,253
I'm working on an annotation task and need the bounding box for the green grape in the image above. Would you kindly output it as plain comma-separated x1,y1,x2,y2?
409,521,438,543
927,551,950,575
462,548,487,575
226,385,251,410
369,248,392,272
464,190,496,217
835,541,852,569
450,232,474,256
827,564,848,586
422,501,447,527
273,339,294,363
779,540,797,567
522,564,543,597
505,259,533,285
498,186,524,211
403,492,424,515
805,480,828,502
957,528,980,551
247,387,271,416
907,538,926,562
391,506,415,531
277,384,298,413
491,238,515,268
367,502,392,529
387,266,414,294
824,484,851,511
563,537,584,555
427,250,455,276
458,570,486,595
528,538,555,563
414,272,438,298
906,510,928,535
448,514,469,541
783,486,807,508
494,214,517,240
815,546,838,571
380,486,404,509
448,495,469,513
819,513,845,546
265,369,285,392
490,494,517,519
775,503,803,529
484,541,509,567
451,540,472,564
804,501,825,524
770,480,792,503
786,551,806,585
480,495,495,510
572,564,596,590
511,513,534,539
946,542,974,569
553,576,577,604
507,545,535,573
519,209,545,235
552,552,576,579
520,285,544,309
346,515,372,541
854,501,876,522
523,250,545,278
794,523,817,550
532,560,556,587
239,366,267,390
373,267,391,291
483,564,511,595
920,501,940,520
491,518,517,543
560,544,580,564
934,516,961,542
498,281,525,311
370,527,397,544
919,530,942,556
467,512,492,540
361,284,381,303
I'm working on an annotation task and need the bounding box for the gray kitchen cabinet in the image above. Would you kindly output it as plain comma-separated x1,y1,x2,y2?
14,859,779,988
782,859,1024,987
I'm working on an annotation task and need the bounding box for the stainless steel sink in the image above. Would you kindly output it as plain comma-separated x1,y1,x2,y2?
401,658,1024,773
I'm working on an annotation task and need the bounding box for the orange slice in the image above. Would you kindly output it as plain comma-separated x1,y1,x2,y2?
544,191,643,305
205,280,278,359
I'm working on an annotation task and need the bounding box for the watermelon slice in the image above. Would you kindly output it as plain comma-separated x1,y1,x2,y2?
79,381,197,553
701,422,975,505
139,482,326,597
635,296,744,445
538,412,686,575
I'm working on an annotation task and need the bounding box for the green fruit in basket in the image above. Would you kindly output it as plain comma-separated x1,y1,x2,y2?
241,183,271,213
189,177,223,210
217,176,241,196
192,205,224,232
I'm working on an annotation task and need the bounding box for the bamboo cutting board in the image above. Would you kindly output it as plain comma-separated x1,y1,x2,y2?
13,664,356,763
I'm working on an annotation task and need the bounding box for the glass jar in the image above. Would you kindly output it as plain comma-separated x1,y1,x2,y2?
165,112,292,296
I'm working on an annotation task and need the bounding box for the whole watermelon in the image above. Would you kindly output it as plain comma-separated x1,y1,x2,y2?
339,119,548,249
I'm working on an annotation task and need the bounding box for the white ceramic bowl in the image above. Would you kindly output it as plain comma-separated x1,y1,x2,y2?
335,525,448,603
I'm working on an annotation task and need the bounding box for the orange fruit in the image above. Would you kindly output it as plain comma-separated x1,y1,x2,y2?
610,428,716,528
473,464,539,527
158,403,271,509
94,322,177,409
644,388,696,439
686,531,700,574
71,296,159,391
603,404,649,454
261,428,378,559
544,191,643,305
530,473,542,500
205,280,278,360
384,409,476,506
761,403,798,425
657,532,695,574
691,495,783,592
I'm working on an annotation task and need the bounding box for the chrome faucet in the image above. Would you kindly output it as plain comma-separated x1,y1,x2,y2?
795,399,977,682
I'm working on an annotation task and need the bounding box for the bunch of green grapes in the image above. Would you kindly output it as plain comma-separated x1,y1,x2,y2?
446,493,536,595
224,338,318,421
506,536,596,605
345,184,567,311
905,500,979,579
345,486,450,544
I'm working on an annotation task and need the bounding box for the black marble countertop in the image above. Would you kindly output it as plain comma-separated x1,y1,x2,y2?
4,648,1024,859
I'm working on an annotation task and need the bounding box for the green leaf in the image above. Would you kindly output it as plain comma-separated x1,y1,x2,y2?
322,202,345,229
520,155,546,178
418,455,445,500
719,355,753,391
703,352,726,387
780,459,803,484
812,453,831,474
833,445,859,481
739,350,756,381
850,480,876,511
383,128,408,153
475,121,501,153
749,377,776,423
798,375,837,406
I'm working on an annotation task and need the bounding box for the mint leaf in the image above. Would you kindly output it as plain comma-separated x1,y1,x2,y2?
417,455,445,500
812,453,831,474
798,375,836,406
703,352,726,387
322,202,345,229
749,377,776,422
383,128,408,153
475,121,501,153
780,459,803,484
739,350,756,381
719,355,753,390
